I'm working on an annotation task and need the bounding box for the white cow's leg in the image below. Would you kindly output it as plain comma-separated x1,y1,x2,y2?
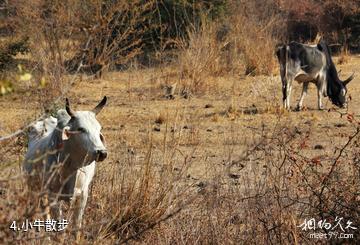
72,188,88,229
70,162,96,230
296,82,309,111
71,178,88,229
70,187,86,241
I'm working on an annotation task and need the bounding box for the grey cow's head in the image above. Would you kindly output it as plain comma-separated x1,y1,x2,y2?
328,72,355,108
61,96,108,165
318,40,355,108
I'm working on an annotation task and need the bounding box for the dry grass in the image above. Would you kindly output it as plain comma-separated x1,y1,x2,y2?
1,55,360,244
338,47,351,65
154,112,167,125
174,5,280,95
88,134,194,243
1,1,360,244
227,15,278,76
176,20,227,94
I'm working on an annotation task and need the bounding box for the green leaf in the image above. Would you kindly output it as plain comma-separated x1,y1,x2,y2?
39,77,46,88
0,85,6,95
17,64,23,73
19,73,32,81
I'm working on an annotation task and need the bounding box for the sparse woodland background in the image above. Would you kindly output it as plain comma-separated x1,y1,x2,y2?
1,0,359,78
0,0,360,244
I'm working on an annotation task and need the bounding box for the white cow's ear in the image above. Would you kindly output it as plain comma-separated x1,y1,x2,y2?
62,126,71,140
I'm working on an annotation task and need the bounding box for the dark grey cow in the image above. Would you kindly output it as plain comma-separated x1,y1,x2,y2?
276,40,354,110
23,96,108,229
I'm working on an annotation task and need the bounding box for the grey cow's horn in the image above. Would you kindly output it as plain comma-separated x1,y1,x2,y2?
343,72,355,86
65,98,75,117
92,96,107,115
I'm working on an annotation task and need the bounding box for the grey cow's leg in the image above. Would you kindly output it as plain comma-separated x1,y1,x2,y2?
282,80,287,108
317,82,325,110
317,74,327,110
296,82,309,111
285,79,293,110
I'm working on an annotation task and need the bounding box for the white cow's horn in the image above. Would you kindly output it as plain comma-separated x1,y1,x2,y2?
92,96,107,115
65,98,75,117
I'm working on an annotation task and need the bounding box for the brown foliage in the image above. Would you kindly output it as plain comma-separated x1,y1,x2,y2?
278,0,359,44
65,0,156,76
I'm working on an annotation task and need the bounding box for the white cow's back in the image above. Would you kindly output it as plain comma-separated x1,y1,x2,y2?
28,116,57,145
24,116,58,174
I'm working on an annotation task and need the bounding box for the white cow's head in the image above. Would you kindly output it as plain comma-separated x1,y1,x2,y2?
62,96,108,165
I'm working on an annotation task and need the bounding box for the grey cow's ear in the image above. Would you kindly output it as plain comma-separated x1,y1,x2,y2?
65,98,75,117
92,96,107,115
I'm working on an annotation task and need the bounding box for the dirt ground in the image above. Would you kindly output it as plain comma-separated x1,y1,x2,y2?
1,56,359,172
1,55,359,243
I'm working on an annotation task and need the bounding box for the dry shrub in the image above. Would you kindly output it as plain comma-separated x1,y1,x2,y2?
249,76,282,112
225,116,360,243
0,182,37,243
0,121,195,244
65,0,156,76
8,0,153,110
0,140,68,244
229,18,278,76
175,1,281,94
226,0,281,76
83,126,196,243
338,47,350,65
155,112,166,125
2,96,360,244
9,0,77,111
246,120,360,243
137,115,360,244
0,36,29,71
176,20,227,94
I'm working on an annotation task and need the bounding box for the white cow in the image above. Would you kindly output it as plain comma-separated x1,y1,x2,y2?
23,96,108,229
